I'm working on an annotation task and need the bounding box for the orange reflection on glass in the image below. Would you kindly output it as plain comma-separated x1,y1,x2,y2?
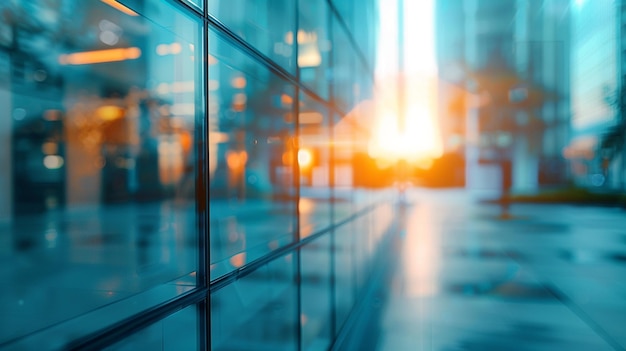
282,150,293,166
100,0,138,16
59,47,141,65
232,93,247,112
226,150,248,170
297,148,313,169
96,105,125,121
229,252,246,268
298,198,314,214
231,76,247,89
281,94,293,106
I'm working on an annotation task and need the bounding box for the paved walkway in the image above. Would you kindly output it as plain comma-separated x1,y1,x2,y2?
376,189,626,351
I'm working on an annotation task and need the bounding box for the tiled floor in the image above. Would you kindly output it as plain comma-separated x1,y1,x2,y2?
376,189,626,351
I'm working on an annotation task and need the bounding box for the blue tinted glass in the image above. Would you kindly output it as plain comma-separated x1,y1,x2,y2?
0,0,202,346
209,29,296,279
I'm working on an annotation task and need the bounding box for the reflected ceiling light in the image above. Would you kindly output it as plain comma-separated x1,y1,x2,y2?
156,44,169,56
285,31,294,45
43,155,64,169
156,42,183,56
231,76,247,89
298,46,322,67
100,0,139,16
169,42,182,55
59,47,141,65
281,94,293,105
99,30,119,46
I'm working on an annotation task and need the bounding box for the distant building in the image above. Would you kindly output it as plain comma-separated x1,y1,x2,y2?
436,0,571,194
567,0,619,188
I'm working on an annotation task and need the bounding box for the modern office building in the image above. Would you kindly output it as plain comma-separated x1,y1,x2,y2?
567,0,624,188
511,0,570,190
436,0,570,194
435,0,466,153
0,0,395,349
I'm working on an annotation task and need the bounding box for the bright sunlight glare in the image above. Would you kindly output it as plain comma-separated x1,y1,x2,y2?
370,0,442,164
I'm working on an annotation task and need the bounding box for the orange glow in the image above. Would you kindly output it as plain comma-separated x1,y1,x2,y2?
96,105,125,121
100,0,138,16
59,47,141,65
229,252,246,268
226,151,248,170
170,42,182,55
298,148,313,169
368,104,442,164
282,150,293,165
299,198,314,213
231,76,247,89
281,94,293,105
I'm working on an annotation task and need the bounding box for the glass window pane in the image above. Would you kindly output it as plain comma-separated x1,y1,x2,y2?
104,304,199,351
298,0,330,98
301,235,332,351
0,0,202,346
211,254,297,351
333,111,355,223
334,223,355,334
299,93,331,236
331,23,356,113
182,0,204,11
208,0,295,72
209,29,296,279
331,0,377,69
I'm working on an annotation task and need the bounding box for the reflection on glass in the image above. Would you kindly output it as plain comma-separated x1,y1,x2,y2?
209,29,296,279
208,0,295,71
298,0,330,98
334,223,355,334
105,304,199,351
301,236,332,351
211,254,297,351
331,21,356,113
299,93,331,236
0,0,200,346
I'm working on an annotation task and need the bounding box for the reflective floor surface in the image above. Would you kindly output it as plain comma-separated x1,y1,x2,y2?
376,189,626,351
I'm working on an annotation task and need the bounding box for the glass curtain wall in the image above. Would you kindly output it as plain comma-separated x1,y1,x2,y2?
0,0,394,349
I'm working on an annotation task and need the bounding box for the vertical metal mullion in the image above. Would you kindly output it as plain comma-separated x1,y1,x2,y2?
293,1,303,350
200,1,210,347
326,0,338,339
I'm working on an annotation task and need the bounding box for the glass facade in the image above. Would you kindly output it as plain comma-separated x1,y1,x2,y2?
0,0,394,349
